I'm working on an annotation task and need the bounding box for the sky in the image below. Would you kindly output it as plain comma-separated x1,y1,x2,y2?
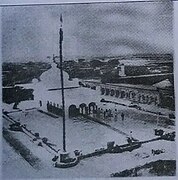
1,1,174,62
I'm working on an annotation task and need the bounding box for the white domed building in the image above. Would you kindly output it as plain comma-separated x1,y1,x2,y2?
32,62,101,116
39,62,79,90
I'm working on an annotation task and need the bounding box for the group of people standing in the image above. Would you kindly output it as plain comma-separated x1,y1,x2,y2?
47,101,63,116
91,107,125,122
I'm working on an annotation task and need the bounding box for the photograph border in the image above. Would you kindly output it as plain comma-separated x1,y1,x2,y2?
0,1,177,179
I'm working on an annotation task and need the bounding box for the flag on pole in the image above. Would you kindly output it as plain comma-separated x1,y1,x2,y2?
60,14,63,42
60,14,63,24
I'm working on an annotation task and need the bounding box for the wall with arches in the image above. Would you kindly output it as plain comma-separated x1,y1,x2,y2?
68,102,98,117
100,84,160,106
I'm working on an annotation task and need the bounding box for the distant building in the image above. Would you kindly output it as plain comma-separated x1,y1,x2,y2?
82,78,174,110
32,62,100,115
99,79,174,109
117,63,126,77
100,83,160,106
32,62,79,108
153,79,175,110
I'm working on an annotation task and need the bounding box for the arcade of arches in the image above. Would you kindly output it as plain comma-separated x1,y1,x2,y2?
45,101,98,117
68,102,97,117
100,84,160,106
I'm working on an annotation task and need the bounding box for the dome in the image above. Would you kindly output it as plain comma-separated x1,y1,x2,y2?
39,63,79,89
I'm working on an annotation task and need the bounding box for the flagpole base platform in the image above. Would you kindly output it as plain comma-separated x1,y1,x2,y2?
54,152,79,168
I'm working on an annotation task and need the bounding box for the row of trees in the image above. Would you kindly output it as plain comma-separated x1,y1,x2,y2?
2,62,50,86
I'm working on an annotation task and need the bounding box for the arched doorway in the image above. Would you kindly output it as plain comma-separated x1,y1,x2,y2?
79,103,87,115
120,91,125,98
88,102,97,114
100,87,105,95
130,91,136,100
110,89,115,96
101,87,105,95
68,104,79,117
105,88,110,95
115,90,120,98
125,91,129,99
145,95,149,104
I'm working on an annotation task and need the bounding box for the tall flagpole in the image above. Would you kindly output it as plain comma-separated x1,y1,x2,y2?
59,14,66,152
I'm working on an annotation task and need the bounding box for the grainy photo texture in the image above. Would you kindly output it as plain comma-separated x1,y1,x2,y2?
1,1,176,178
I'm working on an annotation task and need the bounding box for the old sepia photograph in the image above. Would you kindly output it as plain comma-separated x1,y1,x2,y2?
1,0,176,178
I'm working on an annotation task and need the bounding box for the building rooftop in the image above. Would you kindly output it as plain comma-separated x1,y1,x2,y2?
105,83,158,91
153,79,173,89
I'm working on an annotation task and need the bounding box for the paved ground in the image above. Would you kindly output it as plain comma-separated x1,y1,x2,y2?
2,106,176,178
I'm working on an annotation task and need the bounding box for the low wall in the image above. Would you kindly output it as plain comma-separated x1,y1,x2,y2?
3,127,42,169
78,142,141,161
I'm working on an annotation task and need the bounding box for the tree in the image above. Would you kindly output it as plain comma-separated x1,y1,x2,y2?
90,60,103,68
